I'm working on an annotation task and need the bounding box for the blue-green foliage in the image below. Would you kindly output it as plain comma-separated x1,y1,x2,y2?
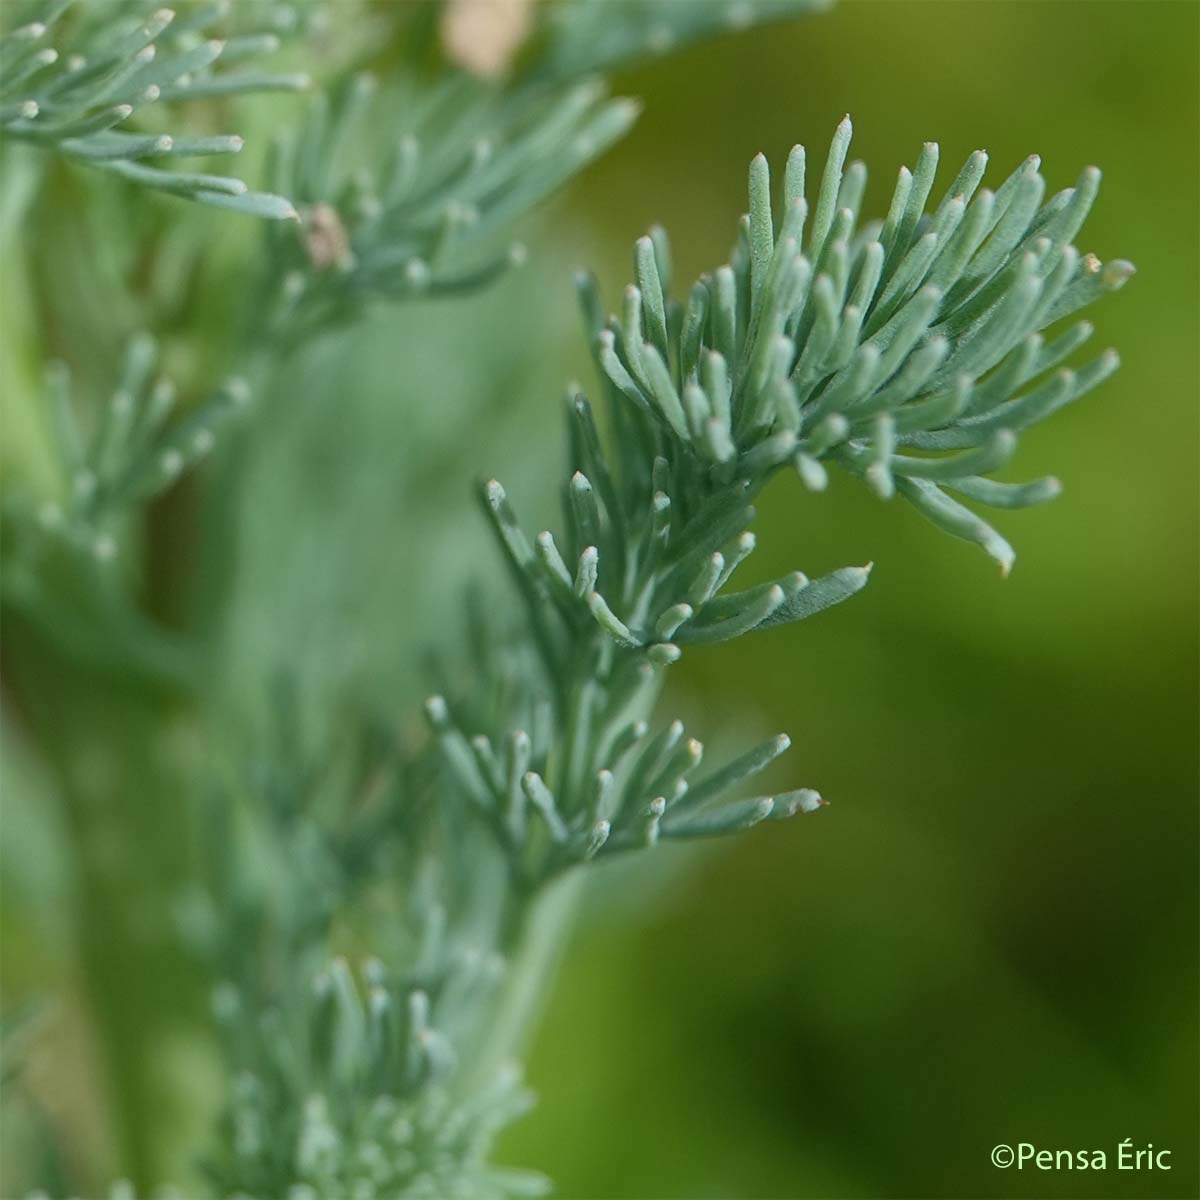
589,118,1133,574
2,335,248,685
426,122,1131,904
256,72,639,343
0,0,306,215
0,4,1134,1199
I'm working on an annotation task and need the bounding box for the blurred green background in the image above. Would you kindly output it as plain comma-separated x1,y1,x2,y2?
2,1,1197,1198
497,2,1200,1197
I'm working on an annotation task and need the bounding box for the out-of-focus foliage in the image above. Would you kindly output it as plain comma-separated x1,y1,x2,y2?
258,72,639,344
532,0,830,80
3,335,248,686
0,0,306,216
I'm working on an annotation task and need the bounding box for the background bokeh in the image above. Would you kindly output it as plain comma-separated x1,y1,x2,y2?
2,2,1197,1198
497,3,1200,1197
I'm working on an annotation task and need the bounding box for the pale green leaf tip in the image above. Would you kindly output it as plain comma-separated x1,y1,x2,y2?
990,537,1016,577
1104,260,1136,289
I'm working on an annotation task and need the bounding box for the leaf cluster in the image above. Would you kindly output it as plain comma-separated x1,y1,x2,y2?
422,118,1132,905
1,0,306,216
588,117,1133,573
2,334,249,685
254,71,638,344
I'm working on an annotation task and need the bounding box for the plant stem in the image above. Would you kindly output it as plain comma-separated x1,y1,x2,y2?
466,870,584,1093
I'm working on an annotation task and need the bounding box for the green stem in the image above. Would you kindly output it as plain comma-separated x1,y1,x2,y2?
466,871,584,1093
